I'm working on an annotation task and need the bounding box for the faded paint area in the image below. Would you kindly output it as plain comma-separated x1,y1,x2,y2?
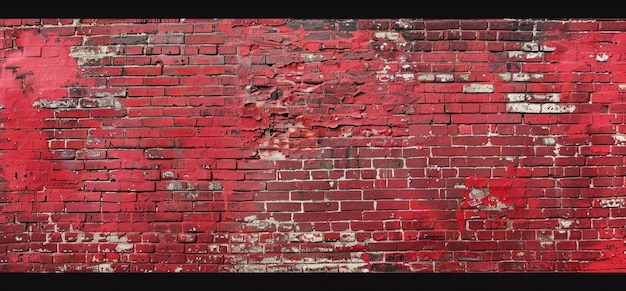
506,103,576,114
459,175,527,235
69,46,120,66
0,30,80,192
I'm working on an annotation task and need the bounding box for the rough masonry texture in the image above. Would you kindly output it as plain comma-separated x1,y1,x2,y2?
1,18,626,272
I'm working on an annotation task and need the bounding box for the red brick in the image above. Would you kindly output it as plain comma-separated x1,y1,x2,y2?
185,34,225,44
122,66,162,76
65,202,100,213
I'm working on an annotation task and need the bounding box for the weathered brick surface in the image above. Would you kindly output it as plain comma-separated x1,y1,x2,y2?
1,18,626,272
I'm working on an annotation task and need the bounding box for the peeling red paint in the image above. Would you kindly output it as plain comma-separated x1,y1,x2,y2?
461,176,527,211
0,30,80,192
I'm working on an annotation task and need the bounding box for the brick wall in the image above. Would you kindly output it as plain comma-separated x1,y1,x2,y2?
1,18,625,272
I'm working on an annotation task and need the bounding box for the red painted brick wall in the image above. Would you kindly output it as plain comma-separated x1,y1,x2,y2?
1,18,626,272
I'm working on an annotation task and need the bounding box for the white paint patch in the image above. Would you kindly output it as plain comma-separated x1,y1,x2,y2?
507,93,560,102
465,187,511,210
522,42,539,51
532,74,545,80
259,256,282,264
69,45,119,66
97,263,114,273
243,216,281,231
595,53,609,62
258,150,286,160
498,73,511,81
525,52,543,59
394,73,415,81
186,192,199,200
374,32,400,41
105,233,128,243
33,99,77,109
376,74,392,82
92,89,127,98
243,215,258,223
301,264,338,272
435,74,454,82
508,51,543,59
506,103,575,114
417,74,435,82
541,137,557,146
247,245,265,253
289,232,324,243
599,198,625,208
533,94,560,102
469,188,488,199
208,244,226,253
280,246,301,253
512,73,530,82
376,65,394,82
484,199,509,210
55,265,68,273
558,219,574,228
395,20,413,29
506,103,541,113
540,241,554,248
301,53,324,62
619,84,626,90
339,232,356,242
115,243,134,252
462,84,494,93
613,134,626,143
339,263,370,273
541,103,576,113
506,93,527,102
79,97,125,110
